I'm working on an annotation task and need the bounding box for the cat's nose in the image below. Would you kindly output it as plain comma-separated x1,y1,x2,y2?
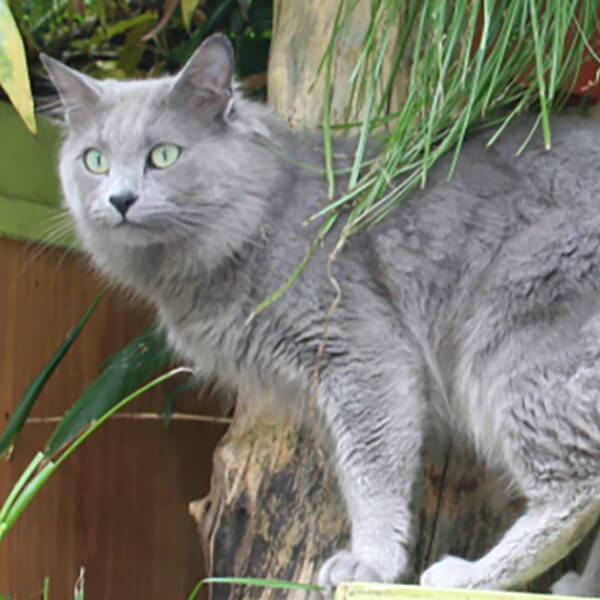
109,192,138,217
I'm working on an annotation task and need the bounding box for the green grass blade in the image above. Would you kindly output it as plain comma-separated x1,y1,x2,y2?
53,367,190,469
0,294,104,457
249,211,338,318
322,0,347,201
188,577,323,600
0,460,57,542
528,0,551,148
0,369,186,546
46,326,174,456
0,450,44,523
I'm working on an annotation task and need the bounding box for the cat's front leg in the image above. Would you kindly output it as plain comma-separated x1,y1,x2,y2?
316,364,426,588
420,492,600,590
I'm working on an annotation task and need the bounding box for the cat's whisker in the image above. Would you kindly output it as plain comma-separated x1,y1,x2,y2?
15,215,76,282
51,244,80,278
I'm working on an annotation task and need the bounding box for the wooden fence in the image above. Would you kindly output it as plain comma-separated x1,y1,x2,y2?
0,237,226,598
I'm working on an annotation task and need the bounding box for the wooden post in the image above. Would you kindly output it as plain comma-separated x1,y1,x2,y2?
267,0,408,129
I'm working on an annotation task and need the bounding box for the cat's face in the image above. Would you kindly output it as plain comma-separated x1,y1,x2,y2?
43,35,269,264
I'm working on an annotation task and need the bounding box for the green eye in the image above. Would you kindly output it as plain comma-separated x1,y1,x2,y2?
149,144,181,169
83,148,110,174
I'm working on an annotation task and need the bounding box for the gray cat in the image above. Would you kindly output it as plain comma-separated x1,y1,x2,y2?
42,33,600,593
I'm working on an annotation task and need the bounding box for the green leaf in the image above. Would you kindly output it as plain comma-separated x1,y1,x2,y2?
170,0,236,65
0,451,44,526
46,326,174,455
235,35,269,77
1,459,56,534
0,451,54,544
0,369,185,546
88,11,157,44
181,0,201,33
0,295,104,457
0,0,36,133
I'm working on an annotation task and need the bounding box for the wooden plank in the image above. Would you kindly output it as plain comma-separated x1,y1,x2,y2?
336,583,584,600
0,237,226,598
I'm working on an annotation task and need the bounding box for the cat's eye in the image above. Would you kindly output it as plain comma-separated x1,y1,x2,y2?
83,149,111,174
149,144,181,169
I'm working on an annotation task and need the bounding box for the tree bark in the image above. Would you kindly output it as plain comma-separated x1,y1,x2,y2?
267,0,408,129
190,418,348,600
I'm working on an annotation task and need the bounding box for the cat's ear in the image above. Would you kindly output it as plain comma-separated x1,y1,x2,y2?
170,33,235,118
40,54,102,127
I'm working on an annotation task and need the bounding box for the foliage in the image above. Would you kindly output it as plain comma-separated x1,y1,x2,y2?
8,0,271,85
0,0,36,132
318,0,600,238
0,365,188,545
0,0,270,127
187,577,323,599
247,0,600,315
0,295,103,457
0,294,176,459
0,294,181,553
46,323,173,454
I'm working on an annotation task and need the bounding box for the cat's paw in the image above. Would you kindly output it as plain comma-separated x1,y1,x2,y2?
551,571,598,597
317,551,384,589
420,556,476,589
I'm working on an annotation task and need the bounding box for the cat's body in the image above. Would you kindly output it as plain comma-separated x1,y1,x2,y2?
43,35,600,593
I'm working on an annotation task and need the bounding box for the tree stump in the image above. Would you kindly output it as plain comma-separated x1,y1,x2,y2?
189,3,594,598
190,417,348,600
190,422,593,599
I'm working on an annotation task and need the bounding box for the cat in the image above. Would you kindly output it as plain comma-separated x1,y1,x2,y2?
42,33,600,593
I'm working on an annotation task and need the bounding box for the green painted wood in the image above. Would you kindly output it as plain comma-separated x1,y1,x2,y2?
335,583,579,600
0,101,77,246
0,194,76,248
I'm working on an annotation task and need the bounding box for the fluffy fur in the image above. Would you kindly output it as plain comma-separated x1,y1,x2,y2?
43,34,600,593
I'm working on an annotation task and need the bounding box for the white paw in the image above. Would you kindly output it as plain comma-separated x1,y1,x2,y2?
420,556,476,589
552,571,583,596
551,571,598,597
318,551,384,588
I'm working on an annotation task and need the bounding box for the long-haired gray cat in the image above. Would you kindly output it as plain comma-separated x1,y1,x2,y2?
42,33,600,594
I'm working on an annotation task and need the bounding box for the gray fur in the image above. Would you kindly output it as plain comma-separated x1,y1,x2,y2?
43,34,600,592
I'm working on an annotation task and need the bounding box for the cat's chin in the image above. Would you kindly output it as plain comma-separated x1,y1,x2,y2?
87,221,163,248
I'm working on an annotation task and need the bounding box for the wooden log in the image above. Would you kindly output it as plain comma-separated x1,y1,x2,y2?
190,419,348,599
191,425,591,599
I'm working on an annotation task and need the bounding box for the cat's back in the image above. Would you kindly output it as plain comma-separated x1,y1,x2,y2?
367,115,600,304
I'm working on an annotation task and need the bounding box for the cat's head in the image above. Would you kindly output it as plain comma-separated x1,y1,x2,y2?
42,34,275,273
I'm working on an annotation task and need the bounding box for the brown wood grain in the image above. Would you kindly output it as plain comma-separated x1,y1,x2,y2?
0,237,226,599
